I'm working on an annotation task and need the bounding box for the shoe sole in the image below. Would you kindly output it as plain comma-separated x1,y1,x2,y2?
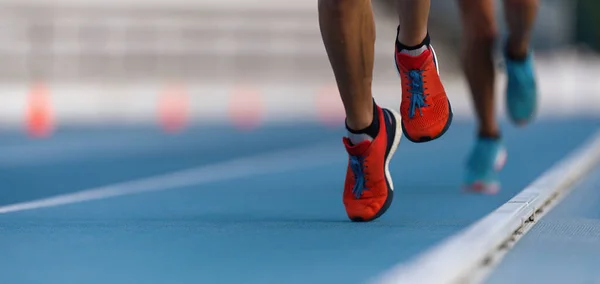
462,182,500,195
394,45,453,143
401,103,453,143
350,108,402,222
506,87,537,127
506,97,537,127
463,147,508,195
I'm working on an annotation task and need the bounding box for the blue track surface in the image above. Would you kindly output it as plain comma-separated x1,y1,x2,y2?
487,165,600,284
0,118,597,284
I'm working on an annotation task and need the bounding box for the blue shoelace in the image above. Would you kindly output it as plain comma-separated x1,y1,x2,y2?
349,155,367,198
406,70,429,118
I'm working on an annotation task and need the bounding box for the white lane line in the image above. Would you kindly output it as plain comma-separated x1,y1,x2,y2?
0,142,341,214
0,132,235,167
374,130,600,284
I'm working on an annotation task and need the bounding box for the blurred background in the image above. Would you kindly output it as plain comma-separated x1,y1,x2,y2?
0,2,599,283
0,0,598,134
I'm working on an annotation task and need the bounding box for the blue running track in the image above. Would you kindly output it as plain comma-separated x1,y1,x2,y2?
0,118,597,284
487,164,600,284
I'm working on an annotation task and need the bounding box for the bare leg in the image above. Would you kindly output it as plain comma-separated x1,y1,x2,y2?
396,0,430,46
458,0,499,137
318,0,375,131
503,0,539,58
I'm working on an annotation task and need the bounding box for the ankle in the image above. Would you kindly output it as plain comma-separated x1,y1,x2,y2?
346,116,373,132
478,128,501,140
505,39,530,61
396,28,430,55
346,102,380,144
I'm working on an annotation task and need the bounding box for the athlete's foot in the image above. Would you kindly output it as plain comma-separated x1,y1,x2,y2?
505,49,537,126
464,137,507,194
343,105,401,222
395,33,453,143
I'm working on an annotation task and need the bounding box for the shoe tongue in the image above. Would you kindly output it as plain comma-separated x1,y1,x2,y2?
397,48,431,70
343,137,371,156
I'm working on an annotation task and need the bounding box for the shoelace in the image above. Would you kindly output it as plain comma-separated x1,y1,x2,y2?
406,70,430,118
349,155,367,198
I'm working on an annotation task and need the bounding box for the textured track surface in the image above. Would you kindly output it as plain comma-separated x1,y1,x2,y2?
0,118,597,284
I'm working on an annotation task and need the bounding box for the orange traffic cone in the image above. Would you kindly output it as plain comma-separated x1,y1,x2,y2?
158,84,189,133
229,85,263,131
26,83,54,138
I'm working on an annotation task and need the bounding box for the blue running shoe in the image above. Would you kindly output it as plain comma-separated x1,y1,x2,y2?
464,137,507,194
505,51,537,126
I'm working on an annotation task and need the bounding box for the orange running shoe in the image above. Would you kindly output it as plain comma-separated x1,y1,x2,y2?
395,44,453,143
343,105,401,222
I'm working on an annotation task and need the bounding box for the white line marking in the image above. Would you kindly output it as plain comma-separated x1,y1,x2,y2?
373,130,600,284
0,143,341,214
0,137,170,167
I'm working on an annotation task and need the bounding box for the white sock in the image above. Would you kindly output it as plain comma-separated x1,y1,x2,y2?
399,45,428,57
347,132,373,145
